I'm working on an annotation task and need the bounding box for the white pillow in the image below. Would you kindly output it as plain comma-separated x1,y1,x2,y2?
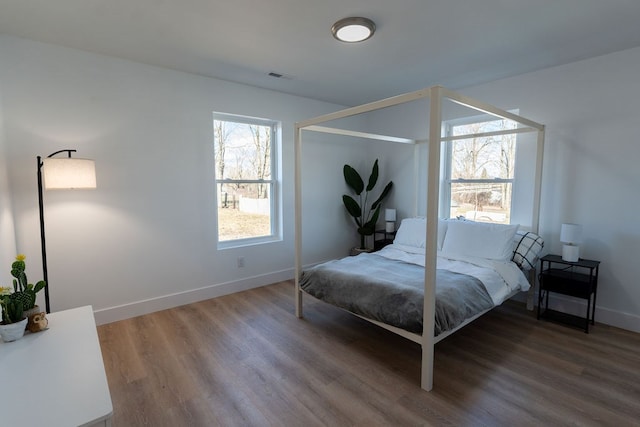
437,219,451,250
393,217,448,250
394,218,426,248
441,220,519,260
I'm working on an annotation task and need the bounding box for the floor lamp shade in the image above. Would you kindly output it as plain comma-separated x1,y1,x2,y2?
38,150,96,314
43,158,96,189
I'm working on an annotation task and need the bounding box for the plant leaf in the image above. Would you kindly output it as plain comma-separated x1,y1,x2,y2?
342,195,362,224
361,206,381,235
33,281,46,293
343,165,364,195
371,181,394,210
357,226,372,236
366,159,379,192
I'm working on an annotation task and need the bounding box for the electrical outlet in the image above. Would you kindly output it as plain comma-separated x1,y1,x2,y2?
237,256,245,268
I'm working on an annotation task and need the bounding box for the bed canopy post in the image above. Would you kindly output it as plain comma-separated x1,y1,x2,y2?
421,86,443,391
525,126,545,310
412,144,421,217
532,128,545,234
294,124,304,318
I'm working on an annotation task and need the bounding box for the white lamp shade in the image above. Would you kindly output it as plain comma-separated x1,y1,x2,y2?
43,158,96,189
560,223,582,244
385,208,396,222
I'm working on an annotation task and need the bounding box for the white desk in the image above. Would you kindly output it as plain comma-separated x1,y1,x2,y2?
0,305,113,426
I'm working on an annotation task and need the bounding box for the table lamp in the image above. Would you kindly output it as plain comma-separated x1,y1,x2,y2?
385,208,396,233
560,223,582,262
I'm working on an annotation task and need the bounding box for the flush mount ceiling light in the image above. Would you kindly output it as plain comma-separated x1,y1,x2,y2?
331,17,376,43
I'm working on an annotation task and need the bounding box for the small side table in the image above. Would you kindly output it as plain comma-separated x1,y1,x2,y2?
537,254,600,333
374,229,396,251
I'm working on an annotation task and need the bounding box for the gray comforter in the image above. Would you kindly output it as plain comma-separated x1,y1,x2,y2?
299,253,494,335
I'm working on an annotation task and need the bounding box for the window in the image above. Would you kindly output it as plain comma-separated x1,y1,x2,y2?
442,117,517,224
213,113,279,246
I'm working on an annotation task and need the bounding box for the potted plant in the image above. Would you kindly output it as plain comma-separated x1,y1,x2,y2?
342,159,393,251
0,289,27,342
9,254,46,319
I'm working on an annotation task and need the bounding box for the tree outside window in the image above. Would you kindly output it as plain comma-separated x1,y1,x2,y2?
445,118,517,224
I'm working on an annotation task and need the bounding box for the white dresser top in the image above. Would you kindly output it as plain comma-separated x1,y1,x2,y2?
0,305,113,426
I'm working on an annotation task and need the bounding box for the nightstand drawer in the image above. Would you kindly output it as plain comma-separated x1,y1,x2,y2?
540,269,594,298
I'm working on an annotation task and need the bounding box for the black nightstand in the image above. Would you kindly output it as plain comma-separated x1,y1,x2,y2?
374,229,396,251
537,254,600,333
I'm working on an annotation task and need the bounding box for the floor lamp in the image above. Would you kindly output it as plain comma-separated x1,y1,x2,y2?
38,149,96,313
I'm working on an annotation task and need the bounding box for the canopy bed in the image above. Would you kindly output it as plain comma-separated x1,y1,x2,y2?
293,86,545,391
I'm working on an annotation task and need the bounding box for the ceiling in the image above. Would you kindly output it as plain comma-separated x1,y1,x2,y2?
2,0,640,106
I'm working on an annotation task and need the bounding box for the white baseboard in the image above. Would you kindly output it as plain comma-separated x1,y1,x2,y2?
595,305,640,333
94,269,639,334
517,292,640,333
545,294,640,333
93,268,294,325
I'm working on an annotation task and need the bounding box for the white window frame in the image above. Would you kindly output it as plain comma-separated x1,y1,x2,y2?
213,112,281,248
440,114,518,223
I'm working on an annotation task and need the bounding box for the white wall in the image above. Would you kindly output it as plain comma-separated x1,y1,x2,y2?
0,87,18,285
0,35,353,323
1,34,638,332
299,129,412,260
463,48,640,332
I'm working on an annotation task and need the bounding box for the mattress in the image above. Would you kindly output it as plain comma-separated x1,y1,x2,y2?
299,244,529,335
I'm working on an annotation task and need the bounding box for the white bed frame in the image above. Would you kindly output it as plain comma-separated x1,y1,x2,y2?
293,86,545,391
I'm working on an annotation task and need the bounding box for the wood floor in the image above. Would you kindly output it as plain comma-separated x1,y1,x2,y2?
98,280,640,426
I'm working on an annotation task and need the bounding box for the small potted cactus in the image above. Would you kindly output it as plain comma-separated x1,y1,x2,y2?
9,254,46,319
0,290,27,342
0,255,46,341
